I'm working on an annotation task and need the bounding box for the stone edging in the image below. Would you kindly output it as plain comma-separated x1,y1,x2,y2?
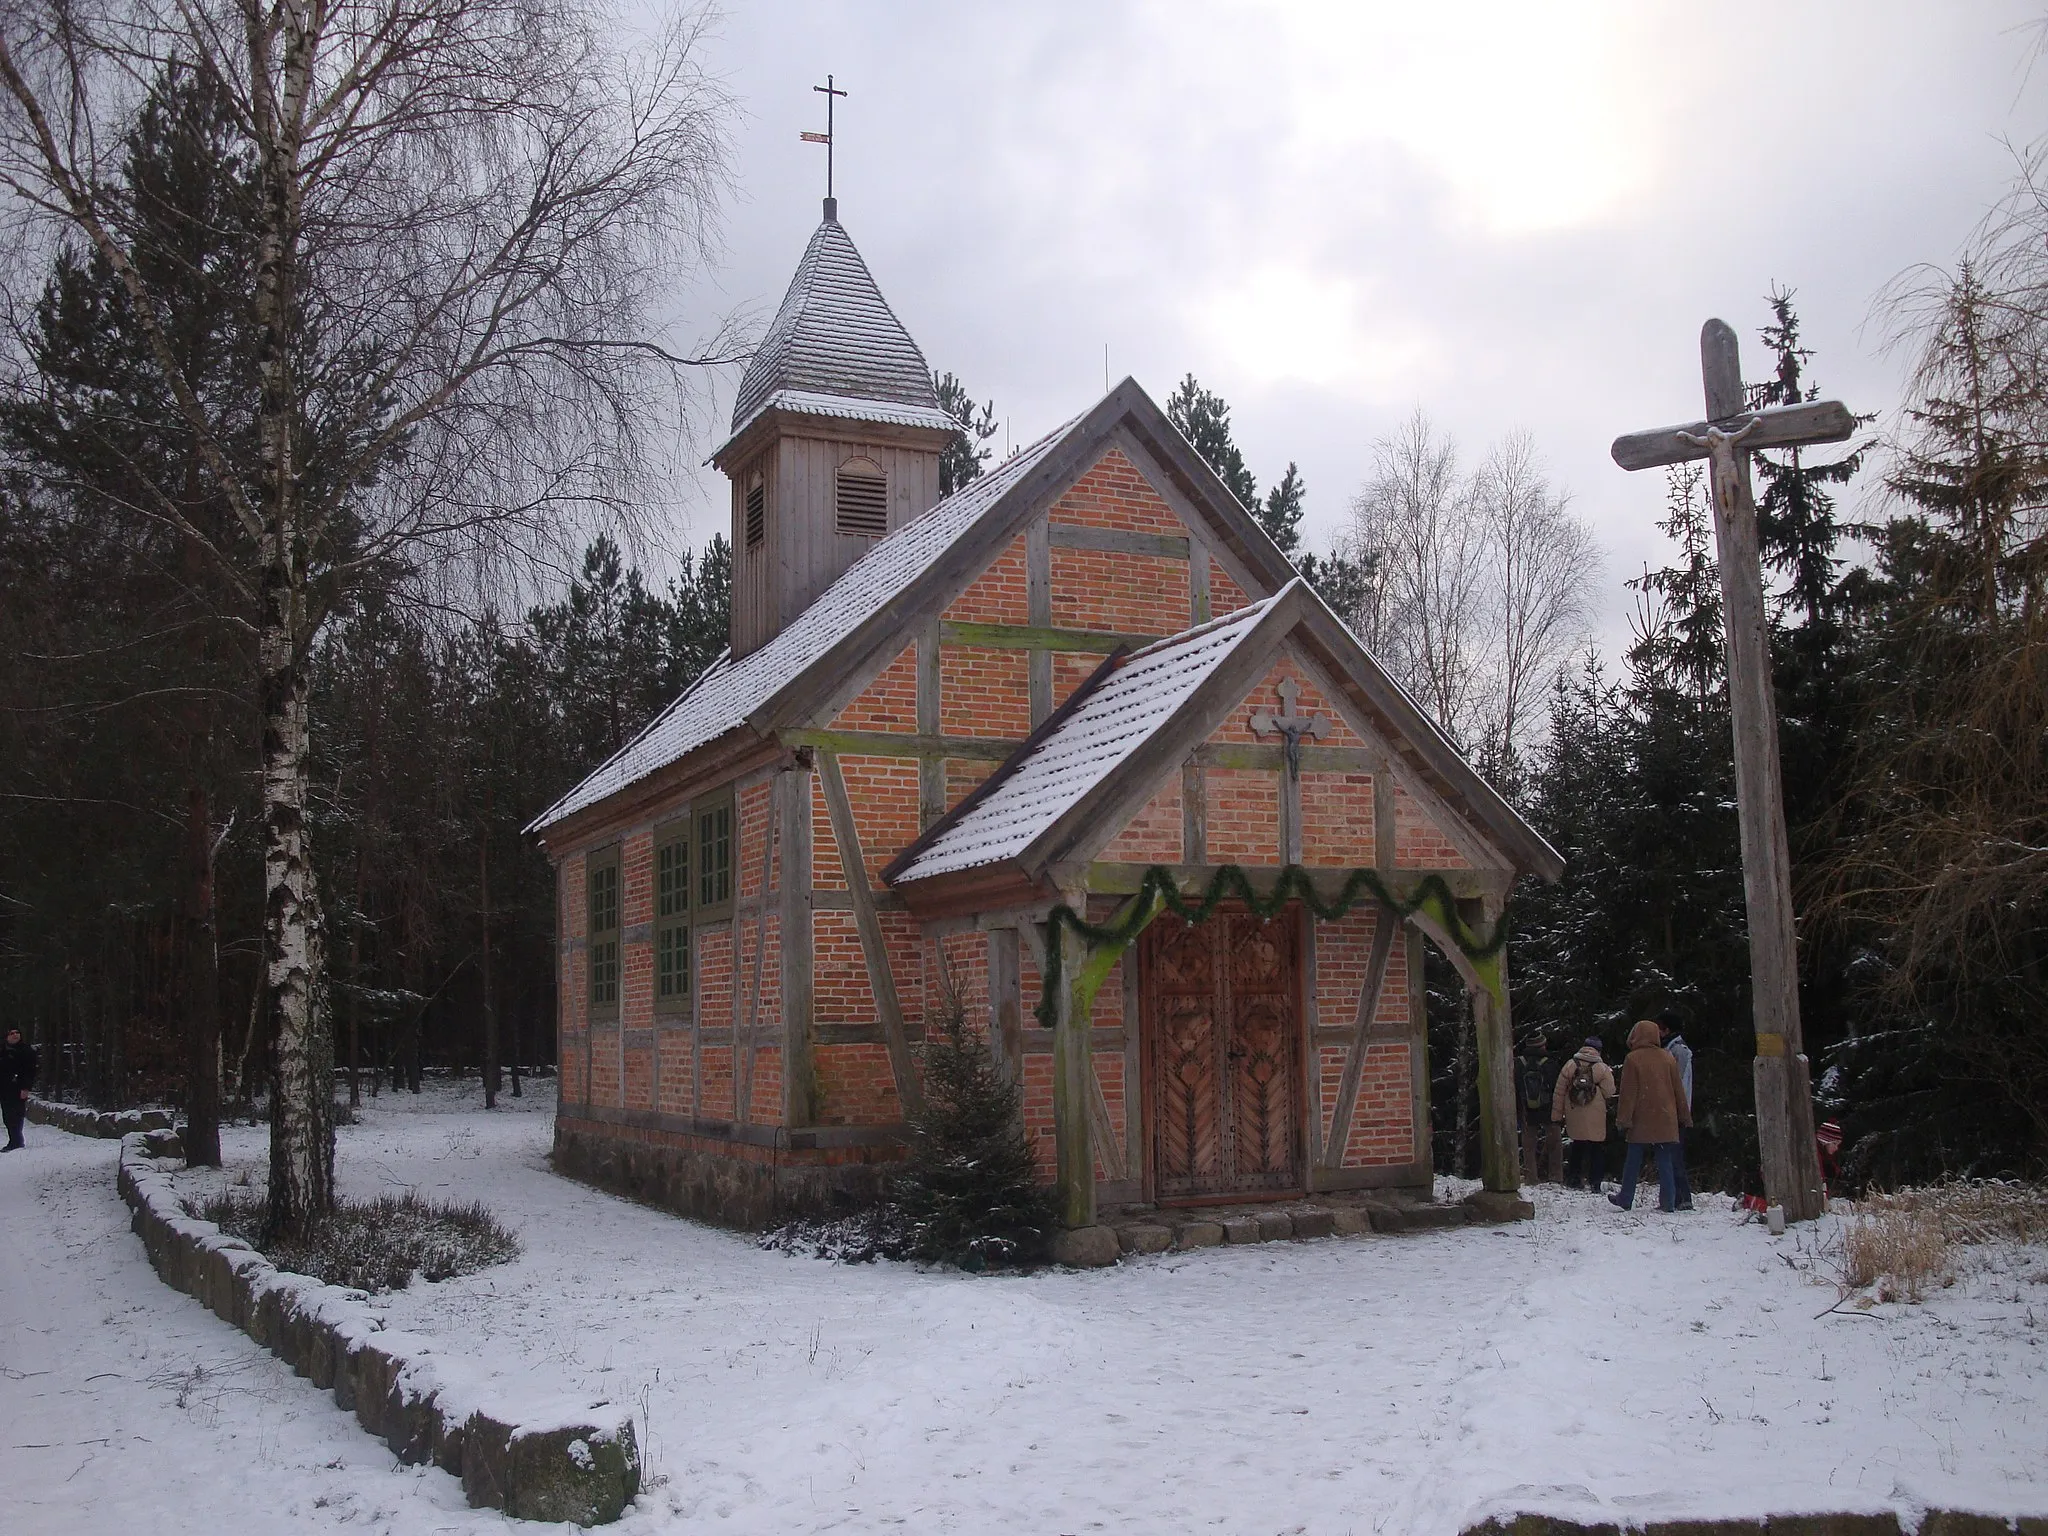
116,1135,640,1525
1465,1506,2047,1536
28,1096,176,1138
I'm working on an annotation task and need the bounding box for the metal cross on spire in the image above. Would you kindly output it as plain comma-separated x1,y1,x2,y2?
801,74,848,218
1611,319,1857,1226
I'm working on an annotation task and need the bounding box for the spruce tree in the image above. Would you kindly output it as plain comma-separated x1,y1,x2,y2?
892,988,1055,1269
1166,373,1260,513
933,371,998,497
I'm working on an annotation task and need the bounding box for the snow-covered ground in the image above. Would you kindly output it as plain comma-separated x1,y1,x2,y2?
5,1079,2046,1536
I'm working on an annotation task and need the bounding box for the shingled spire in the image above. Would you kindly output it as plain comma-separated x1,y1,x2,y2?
714,210,956,659
728,213,948,434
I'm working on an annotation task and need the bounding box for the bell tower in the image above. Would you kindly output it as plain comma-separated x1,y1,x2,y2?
710,201,956,659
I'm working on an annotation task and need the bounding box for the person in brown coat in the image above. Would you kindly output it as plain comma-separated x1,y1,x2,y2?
1608,1018,1692,1212
1551,1036,1617,1193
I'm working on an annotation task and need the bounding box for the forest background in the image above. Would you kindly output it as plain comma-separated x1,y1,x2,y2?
1,42,2043,1197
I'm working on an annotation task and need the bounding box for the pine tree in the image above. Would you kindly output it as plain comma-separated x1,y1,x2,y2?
1166,373,1260,513
891,988,1055,1269
933,371,998,497
1259,462,1306,555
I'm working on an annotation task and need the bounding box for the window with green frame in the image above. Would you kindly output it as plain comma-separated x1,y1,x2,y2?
696,793,733,917
586,848,620,1015
655,824,690,1011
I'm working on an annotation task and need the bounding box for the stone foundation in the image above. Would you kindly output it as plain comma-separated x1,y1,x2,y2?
552,1116,899,1230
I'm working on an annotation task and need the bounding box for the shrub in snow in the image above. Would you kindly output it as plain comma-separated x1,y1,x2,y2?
889,987,1056,1270
197,1190,518,1293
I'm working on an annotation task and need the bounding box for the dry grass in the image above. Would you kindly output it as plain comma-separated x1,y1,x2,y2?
194,1190,519,1294
1839,1180,2048,1303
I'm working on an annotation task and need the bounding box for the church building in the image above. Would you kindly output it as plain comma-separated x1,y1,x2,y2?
528,197,1563,1255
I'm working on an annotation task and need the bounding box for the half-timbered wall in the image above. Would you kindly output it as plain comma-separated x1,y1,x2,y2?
792,444,1260,1140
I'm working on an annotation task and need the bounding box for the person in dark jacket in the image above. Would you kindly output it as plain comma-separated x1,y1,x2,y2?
1609,1018,1691,1212
1656,1009,1695,1211
1,1027,38,1150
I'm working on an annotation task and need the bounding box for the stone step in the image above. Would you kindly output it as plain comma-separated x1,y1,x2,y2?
1106,1196,1491,1257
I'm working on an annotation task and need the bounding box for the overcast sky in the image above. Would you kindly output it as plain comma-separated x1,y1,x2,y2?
655,2,2046,652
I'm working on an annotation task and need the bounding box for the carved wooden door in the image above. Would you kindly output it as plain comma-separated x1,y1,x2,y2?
1142,909,1302,1200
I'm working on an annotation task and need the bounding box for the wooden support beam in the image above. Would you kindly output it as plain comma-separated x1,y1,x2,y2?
1026,518,1052,725
733,786,778,1126
1321,908,1398,1170
1047,522,1191,559
1470,894,1520,1195
1181,761,1207,864
1192,742,1379,774
988,926,1022,1082
1048,899,1094,1229
779,727,1021,764
939,620,1161,653
916,620,943,828
779,764,818,1127
818,751,922,1117
1084,862,1501,901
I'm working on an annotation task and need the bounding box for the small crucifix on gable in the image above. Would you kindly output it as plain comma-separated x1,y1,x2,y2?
1250,677,1327,866
1250,677,1328,778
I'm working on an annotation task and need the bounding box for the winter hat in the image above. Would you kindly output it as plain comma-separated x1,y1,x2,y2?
1582,1034,1601,1047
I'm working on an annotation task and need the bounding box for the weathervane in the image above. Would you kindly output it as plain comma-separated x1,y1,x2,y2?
801,74,848,216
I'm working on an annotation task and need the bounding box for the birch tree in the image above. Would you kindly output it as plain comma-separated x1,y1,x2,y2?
1343,413,1599,765
0,0,734,1235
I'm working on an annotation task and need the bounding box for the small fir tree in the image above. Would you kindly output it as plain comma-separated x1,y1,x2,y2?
933,370,999,497
892,987,1055,1269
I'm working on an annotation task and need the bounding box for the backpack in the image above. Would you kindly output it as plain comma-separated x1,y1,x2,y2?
1566,1059,1601,1108
1520,1060,1548,1111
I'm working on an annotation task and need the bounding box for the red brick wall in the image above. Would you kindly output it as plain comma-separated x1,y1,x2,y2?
812,910,870,1026
1101,776,1182,863
1211,558,1250,616
947,533,1029,624
811,777,844,890
841,754,920,873
1051,547,1189,635
1311,911,1416,1167
657,1026,692,1117
1205,767,1280,862
814,1043,899,1125
1395,781,1470,868
1049,447,1188,537
1301,772,1376,865
941,646,1030,738
832,644,918,732
946,758,994,803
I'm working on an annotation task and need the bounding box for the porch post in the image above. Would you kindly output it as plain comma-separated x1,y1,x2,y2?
1050,891,1095,1230
1469,894,1520,1195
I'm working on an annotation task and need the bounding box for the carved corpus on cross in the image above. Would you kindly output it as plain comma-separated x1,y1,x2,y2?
1250,677,1328,863
1611,319,1854,1224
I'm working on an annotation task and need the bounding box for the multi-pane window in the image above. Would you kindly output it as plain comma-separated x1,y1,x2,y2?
655,829,690,1009
697,798,732,916
586,850,620,1015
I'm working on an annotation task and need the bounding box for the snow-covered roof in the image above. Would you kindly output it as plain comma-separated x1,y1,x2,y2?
890,595,1283,883
528,422,1075,833
714,388,958,460
729,214,940,433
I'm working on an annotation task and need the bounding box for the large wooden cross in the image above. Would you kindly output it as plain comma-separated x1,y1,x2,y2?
1611,319,1855,1224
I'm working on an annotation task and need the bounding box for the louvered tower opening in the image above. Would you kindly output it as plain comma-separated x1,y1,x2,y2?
834,461,888,538
744,479,766,549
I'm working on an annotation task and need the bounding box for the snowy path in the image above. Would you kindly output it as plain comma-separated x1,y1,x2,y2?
4,1082,2046,1535
0,1127,502,1535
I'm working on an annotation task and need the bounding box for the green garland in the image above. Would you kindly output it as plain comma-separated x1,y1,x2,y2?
1033,863,1512,1033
